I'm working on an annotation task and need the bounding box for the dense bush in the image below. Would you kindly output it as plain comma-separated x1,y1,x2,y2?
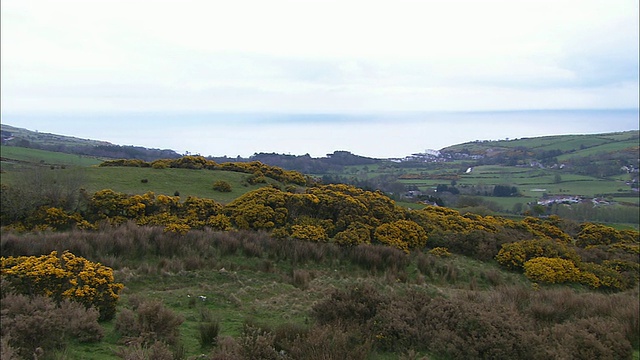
0,221,637,358
290,224,328,242
576,222,639,247
311,284,637,359
333,222,373,246
3,174,637,295
428,247,451,257
0,293,103,359
538,317,632,359
115,298,184,346
312,284,388,326
523,257,581,284
212,180,232,192
495,238,580,271
374,220,427,252
1,251,123,320
103,156,309,185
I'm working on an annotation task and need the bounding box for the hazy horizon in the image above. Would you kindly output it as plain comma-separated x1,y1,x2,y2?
2,1,638,158
3,109,638,159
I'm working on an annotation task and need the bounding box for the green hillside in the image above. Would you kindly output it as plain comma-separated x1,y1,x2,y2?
0,145,104,169
2,127,638,225
81,166,286,204
441,130,639,160
1,124,113,148
1,131,639,359
0,149,290,205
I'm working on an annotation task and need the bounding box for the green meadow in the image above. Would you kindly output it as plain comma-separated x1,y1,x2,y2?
82,167,283,204
0,146,104,169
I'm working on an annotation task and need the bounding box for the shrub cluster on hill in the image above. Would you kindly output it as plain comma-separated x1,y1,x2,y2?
1,251,123,320
99,156,309,185
1,161,638,291
311,284,636,359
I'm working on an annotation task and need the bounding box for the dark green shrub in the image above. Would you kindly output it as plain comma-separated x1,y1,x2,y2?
212,180,232,192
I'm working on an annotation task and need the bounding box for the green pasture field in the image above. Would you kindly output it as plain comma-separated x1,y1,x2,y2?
397,163,638,218
443,131,638,155
473,196,536,209
557,140,639,161
0,145,104,168
613,195,640,206
547,180,630,197
82,167,289,204
0,146,297,204
491,135,609,152
456,166,634,198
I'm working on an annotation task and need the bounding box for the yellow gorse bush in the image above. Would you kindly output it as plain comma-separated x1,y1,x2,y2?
523,257,581,284
495,238,580,271
429,247,452,257
290,224,328,242
374,220,427,253
1,251,123,320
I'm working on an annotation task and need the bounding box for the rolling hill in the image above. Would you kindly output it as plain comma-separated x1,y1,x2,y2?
1,124,638,224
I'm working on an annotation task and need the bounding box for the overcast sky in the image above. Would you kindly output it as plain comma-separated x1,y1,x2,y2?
2,0,639,114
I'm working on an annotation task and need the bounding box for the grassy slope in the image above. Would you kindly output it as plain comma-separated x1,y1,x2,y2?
442,130,639,154
83,167,286,204
1,140,639,358
0,145,104,168
0,145,294,204
1,124,112,148
5,227,632,359
49,237,531,359
2,129,638,213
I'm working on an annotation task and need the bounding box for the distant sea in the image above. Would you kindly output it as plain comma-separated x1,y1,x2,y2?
2,109,638,159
